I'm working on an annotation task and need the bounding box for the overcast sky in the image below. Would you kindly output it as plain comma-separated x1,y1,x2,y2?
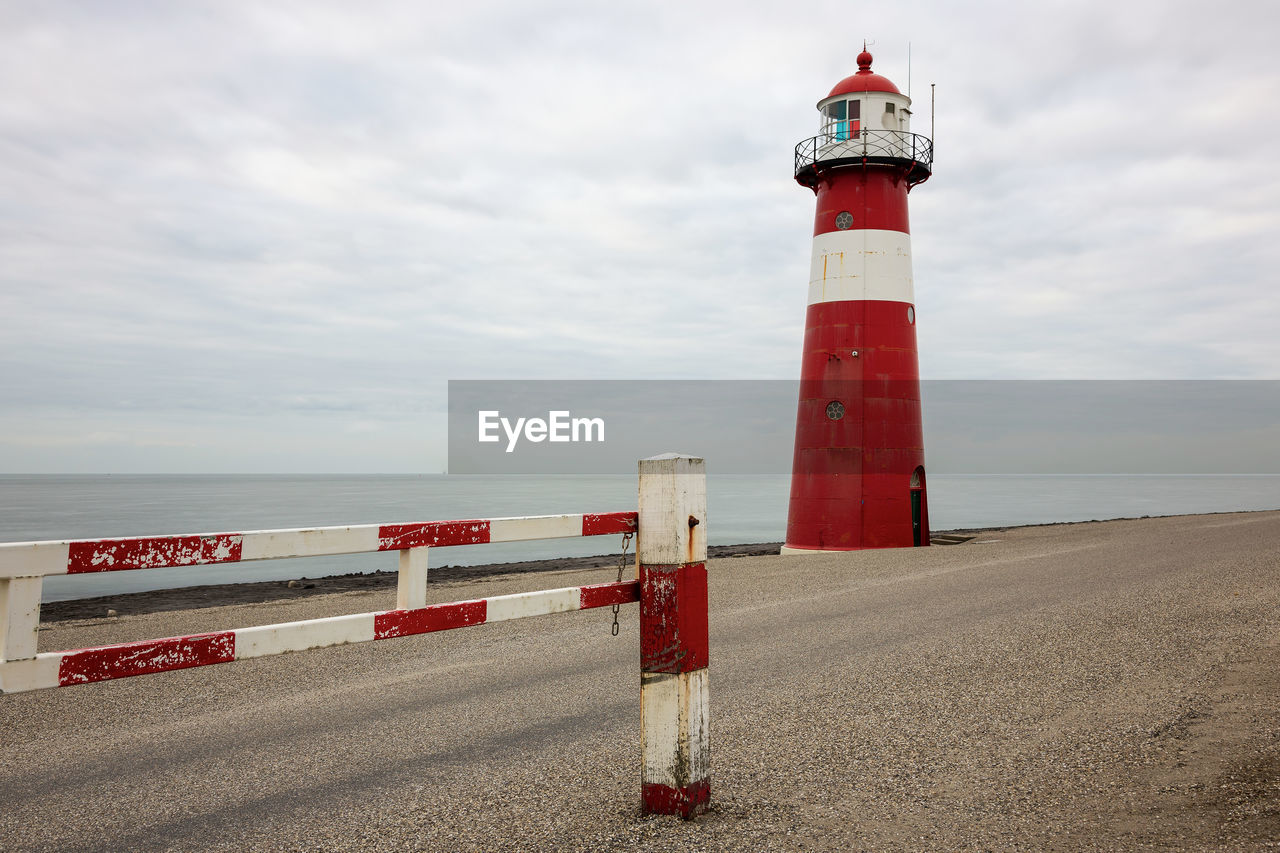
2,1,1277,473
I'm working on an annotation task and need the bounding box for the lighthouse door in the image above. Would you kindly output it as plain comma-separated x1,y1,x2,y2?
910,466,926,546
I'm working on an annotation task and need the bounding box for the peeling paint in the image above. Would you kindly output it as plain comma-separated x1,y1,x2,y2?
66,535,244,574
373,599,488,639
377,521,491,551
578,580,639,610
8,510,655,696
639,562,708,674
641,779,710,819
58,632,235,685
580,512,637,536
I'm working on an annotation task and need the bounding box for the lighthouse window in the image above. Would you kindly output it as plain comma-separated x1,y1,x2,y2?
885,103,895,114
824,100,860,141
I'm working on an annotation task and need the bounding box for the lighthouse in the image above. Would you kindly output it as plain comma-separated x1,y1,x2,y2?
782,49,934,554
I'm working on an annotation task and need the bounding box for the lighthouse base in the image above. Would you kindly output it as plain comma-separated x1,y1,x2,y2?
780,543,925,556
779,544,851,556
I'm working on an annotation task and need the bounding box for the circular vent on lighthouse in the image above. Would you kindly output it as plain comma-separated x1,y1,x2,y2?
835,211,853,230
826,401,845,420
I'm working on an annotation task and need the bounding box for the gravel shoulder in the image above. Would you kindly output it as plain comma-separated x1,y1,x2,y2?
2,511,1279,851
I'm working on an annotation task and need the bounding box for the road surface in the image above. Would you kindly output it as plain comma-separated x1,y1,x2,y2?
3,511,1279,851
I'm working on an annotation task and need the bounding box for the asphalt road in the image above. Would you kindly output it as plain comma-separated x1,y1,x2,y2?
3,511,1279,851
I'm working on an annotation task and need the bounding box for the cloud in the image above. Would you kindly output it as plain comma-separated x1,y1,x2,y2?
1,0,1277,471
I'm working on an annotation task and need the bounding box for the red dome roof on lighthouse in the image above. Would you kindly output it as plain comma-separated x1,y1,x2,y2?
827,47,901,97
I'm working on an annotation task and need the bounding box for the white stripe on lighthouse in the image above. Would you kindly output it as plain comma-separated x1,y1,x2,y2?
807,229,914,305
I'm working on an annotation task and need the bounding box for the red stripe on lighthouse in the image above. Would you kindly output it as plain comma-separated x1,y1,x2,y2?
813,169,910,236
796,300,920,375
787,297,925,550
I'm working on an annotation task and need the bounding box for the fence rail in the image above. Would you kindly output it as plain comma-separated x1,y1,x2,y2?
0,510,638,686
4,578,639,692
794,128,933,187
0,455,710,818
0,511,637,577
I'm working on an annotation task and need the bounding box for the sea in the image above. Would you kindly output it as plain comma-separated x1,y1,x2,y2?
1,474,1277,603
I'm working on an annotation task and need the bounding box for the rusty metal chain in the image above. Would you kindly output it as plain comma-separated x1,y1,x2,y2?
610,532,633,636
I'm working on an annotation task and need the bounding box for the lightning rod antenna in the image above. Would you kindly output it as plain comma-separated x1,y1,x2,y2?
931,82,936,156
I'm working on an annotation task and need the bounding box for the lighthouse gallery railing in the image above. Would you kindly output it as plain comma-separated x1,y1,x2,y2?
794,129,933,187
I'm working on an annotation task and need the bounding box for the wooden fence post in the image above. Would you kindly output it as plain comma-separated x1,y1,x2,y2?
396,547,429,610
637,453,710,818
0,576,42,663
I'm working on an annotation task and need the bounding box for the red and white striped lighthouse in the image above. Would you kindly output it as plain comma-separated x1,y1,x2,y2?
782,49,934,554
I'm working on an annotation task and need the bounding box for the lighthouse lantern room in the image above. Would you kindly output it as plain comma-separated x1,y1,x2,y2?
783,49,934,555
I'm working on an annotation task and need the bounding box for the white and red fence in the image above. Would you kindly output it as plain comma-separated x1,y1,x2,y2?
0,454,711,818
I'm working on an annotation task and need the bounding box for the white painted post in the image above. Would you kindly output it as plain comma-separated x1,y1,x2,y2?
637,453,710,818
396,547,429,610
0,577,43,663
